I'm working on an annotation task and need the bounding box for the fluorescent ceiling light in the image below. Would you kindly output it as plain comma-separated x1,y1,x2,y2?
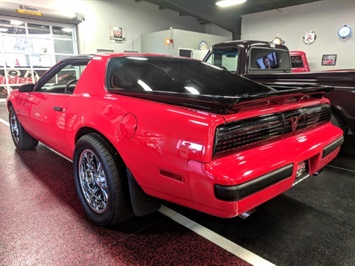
216,0,247,7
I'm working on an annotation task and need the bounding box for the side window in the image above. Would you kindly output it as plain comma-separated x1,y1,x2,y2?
38,63,87,94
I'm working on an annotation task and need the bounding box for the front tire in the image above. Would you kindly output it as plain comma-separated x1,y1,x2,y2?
9,105,38,150
74,133,133,227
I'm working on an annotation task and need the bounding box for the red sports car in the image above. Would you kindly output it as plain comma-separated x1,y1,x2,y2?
6,54,343,226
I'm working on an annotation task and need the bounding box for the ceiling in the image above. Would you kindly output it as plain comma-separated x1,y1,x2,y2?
136,0,322,36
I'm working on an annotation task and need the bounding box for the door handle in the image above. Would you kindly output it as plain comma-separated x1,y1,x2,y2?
53,106,63,112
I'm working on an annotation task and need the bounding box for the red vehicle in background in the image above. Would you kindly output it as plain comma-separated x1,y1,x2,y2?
290,51,310,72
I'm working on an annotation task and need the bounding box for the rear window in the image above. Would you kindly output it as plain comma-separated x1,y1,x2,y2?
106,56,271,96
291,56,304,68
249,48,291,72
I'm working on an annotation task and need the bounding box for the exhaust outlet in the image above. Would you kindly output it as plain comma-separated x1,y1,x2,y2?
313,168,324,176
238,208,256,219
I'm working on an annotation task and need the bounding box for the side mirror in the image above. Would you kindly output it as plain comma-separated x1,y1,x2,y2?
19,84,35,92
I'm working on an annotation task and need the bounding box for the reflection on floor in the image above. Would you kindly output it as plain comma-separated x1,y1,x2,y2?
0,123,250,265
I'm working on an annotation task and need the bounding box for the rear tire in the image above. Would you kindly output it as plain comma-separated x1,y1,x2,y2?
74,133,133,227
9,105,38,150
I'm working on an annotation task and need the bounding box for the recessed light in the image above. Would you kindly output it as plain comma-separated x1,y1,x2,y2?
216,0,247,7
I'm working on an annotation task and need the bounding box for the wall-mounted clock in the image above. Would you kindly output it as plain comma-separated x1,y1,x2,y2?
338,25,351,39
303,31,316,45
198,40,209,50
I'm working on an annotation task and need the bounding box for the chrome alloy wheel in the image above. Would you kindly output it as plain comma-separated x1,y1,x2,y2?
10,110,20,144
78,149,109,214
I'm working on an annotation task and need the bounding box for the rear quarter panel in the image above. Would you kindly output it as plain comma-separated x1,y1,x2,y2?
65,92,224,201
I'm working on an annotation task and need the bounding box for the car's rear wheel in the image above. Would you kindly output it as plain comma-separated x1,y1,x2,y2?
74,133,133,227
9,105,38,150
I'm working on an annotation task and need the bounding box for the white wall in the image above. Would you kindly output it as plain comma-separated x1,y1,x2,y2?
141,28,231,56
241,0,355,71
141,29,175,55
75,0,209,54
204,23,232,37
3,0,223,54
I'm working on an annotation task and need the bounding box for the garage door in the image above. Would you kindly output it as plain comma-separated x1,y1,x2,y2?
0,16,79,100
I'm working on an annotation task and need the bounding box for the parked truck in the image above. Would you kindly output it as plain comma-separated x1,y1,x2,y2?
290,51,310,72
203,40,355,135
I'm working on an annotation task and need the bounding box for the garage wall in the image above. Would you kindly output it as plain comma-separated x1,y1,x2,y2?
204,23,232,37
2,0,223,54
141,29,230,55
241,0,355,71
75,0,208,53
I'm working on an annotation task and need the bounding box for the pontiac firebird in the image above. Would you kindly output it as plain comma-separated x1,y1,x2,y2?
6,54,343,226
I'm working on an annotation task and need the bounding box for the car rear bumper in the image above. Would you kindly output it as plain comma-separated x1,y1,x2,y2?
186,124,343,218
214,164,294,202
214,134,343,202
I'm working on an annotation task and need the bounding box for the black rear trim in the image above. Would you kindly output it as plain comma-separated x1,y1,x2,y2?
214,164,293,201
213,103,331,157
322,137,344,158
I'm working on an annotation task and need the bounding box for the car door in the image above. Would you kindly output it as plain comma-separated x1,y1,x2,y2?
20,60,88,157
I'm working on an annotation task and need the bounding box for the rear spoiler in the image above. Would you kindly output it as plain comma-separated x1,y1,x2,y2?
108,86,333,114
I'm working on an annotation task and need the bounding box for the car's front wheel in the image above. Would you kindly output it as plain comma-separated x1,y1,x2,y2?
9,105,38,150
74,133,133,227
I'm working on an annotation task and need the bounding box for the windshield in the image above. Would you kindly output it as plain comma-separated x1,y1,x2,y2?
107,56,271,96
204,49,238,72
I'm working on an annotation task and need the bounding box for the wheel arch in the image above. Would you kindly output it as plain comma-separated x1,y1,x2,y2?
75,126,125,165
330,106,348,134
74,126,160,217
6,99,13,110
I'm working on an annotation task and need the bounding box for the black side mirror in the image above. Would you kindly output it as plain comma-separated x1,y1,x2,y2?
19,84,35,92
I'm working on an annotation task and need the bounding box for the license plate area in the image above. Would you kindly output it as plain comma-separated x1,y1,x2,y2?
293,160,310,186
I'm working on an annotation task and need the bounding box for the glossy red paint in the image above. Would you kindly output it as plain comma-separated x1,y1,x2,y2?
6,54,343,220
290,51,310,72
